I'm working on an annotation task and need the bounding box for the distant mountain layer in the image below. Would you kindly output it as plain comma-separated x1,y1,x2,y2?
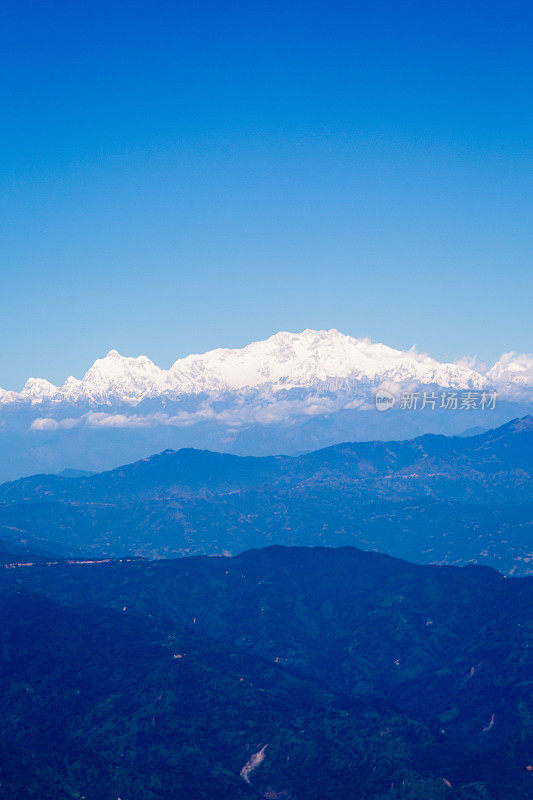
1,545,531,799
4,329,533,403
0,417,531,574
0,329,531,482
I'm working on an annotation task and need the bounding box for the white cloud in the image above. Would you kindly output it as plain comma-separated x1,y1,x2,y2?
31,417,81,431
85,412,153,429
31,417,60,431
29,394,347,433
454,355,488,373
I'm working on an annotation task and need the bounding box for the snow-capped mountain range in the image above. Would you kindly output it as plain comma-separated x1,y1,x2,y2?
3,329,532,405
0,329,531,482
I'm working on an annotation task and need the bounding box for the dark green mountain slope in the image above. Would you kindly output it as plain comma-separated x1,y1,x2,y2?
2,546,531,798
0,588,472,800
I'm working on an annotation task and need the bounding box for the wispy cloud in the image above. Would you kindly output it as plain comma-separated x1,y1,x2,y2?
29,395,345,433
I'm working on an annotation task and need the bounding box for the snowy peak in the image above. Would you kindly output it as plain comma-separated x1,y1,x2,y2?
485,352,533,396
1,330,532,404
169,328,486,392
20,378,59,401
77,350,167,401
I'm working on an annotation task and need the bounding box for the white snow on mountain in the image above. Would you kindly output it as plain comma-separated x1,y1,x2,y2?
485,351,533,397
2,329,532,405
168,329,486,393
20,378,59,402
60,350,170,403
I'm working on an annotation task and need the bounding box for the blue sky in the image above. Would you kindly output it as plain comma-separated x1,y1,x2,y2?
1,0,532,389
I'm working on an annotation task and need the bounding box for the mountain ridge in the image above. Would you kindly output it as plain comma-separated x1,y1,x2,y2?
1,414,530,502
0,330,530,483
0,417,530,575
3,329,532,404
1,544,531,799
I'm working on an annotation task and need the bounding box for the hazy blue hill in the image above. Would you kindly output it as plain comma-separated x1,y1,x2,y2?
0,538,56,563
55,467,96,478
1,415,531,503
0,418,530,573
0,448,287,503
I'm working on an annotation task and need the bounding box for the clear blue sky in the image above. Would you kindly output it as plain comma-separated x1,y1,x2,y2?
1,0,532,389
